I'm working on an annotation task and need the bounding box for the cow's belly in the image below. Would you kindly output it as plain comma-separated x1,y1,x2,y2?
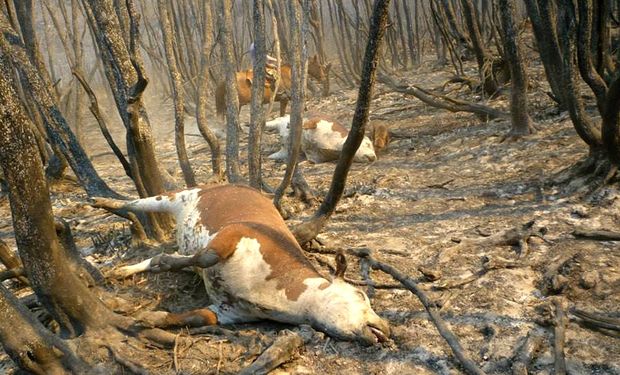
199,237,312,325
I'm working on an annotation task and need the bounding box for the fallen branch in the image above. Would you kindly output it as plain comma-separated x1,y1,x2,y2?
572,228,620,241
238,327,313,375
378,73,508,120
511,329,545,375
358,251,485,375
436,221,546,264
433,256,522,290
0,267,25,282
570,307,620,332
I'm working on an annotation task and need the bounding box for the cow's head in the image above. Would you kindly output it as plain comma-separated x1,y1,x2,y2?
307,254,390,345
353,136,377,163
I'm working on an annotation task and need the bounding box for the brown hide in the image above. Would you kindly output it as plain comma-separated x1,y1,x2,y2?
215,56,327,118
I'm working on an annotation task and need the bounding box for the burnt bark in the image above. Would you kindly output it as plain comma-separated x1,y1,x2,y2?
196,1,223,178
0,285,89,374
158,0,196,187
217,0,242,183
249,0,267,189
0,14,118,198
293,0,391,243
499,0,534,136
460,0,498,97
273,0,308,210
0,60,115,338
82,0,174,238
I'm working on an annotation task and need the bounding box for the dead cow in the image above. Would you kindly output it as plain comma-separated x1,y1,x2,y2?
93,184,390,345
266,115,376,163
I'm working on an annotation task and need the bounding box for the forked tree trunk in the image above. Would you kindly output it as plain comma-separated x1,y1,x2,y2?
158,0,196,187
0,14,118,199
82,0,174,239
499,0,534,136
0,61,115,339
293,0,391,243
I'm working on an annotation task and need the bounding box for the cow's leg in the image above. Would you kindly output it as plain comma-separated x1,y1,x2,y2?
112,250,220,278
279,98,289,116
136,308,218,328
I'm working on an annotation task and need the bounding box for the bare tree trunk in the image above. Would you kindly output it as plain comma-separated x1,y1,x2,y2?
217,0,242,183
0,61,115,338
158,0,196,187
249,0,267,189
273,0,308,210
0,14,119,199
499,0,534,136
82,0,175,239
196,0,223,178
293,0,391,243
460,0,498,97
523,0,566,106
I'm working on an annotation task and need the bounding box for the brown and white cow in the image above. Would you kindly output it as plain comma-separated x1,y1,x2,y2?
266,115,376,163
94,184,390,345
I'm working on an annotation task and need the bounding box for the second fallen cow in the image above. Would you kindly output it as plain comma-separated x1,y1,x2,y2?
266,115,377,163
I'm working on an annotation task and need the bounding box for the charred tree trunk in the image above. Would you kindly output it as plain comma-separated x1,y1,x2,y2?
0,285,89,374
460,0,499,97
249,0,267,190
499,0,534,136
0,61,115,338
217,0,242,183
158,0,196,187
82,0,174,239
196,1,223,178
293,0,391,243
273,0,308,210
0,14,119,199
523,0,566,106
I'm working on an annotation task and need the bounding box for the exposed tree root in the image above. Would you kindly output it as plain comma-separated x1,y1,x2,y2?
549,154,617,197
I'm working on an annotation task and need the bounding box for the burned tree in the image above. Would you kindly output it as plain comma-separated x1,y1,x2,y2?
294,0,392,243
0,12,118,198
158,0,196,187
499,0,534,137
525,0,620,191
81,0,174,238
217,0,242,183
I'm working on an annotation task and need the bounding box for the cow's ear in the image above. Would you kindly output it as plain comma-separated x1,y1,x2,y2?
334,251,347,279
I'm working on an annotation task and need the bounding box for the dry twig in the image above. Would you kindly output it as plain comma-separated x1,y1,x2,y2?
355,250,485,375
